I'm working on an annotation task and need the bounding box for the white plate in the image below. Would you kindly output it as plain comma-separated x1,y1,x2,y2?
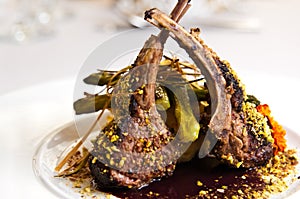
32,115,113,199
0,73,298,199
33,116,300,199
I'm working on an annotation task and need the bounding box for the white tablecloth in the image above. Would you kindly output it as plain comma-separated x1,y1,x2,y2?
0,0,300,198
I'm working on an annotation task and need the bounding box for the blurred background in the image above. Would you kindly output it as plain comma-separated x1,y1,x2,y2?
0,1,300,198
0,0,299,95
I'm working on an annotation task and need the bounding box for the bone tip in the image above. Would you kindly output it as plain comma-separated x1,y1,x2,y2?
144,8,157,20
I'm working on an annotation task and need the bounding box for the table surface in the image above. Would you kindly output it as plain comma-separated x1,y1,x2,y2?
0,0,300,198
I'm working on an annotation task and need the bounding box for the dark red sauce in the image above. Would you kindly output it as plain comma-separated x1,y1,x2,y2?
108,157,265,198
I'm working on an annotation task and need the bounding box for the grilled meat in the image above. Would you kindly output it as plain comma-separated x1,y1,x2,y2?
89,0,194,189
145,8,274,168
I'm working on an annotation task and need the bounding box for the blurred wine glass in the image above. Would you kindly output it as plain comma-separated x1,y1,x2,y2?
0,0,62,43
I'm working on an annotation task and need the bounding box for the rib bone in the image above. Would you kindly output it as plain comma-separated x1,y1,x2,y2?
145,8,232,144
